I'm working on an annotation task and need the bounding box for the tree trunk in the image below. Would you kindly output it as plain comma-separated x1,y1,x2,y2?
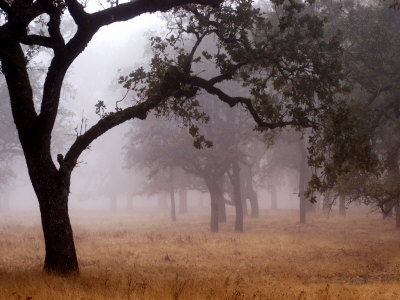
178,188,188,214
206,180,220,232
396,204,400,228
218,191,226,223
299,139,307,224
249,192,259,218
322,196,330,213
270,185,277,210
232,161,243,232
339,195,346,216
170,189,176,222
30,160,79,274
40,190,79,274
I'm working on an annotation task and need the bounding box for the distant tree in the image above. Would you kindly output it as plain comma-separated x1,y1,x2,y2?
311,0,400,224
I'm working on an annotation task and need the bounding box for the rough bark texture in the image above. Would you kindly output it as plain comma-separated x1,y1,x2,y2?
32,159,79,274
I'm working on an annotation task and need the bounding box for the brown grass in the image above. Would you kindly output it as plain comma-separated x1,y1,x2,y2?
1,210,400,299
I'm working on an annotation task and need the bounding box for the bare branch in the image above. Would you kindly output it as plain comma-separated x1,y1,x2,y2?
181,73,313,130
89,0,223,28
20,34,58,48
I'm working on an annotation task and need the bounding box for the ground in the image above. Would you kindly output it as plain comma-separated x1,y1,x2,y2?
1,209,400,299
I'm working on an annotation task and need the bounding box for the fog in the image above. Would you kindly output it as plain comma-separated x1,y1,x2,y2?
1,0,400,298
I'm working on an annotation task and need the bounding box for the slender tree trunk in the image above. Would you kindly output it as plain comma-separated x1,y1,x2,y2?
270,185,277,210
249,192,259,218
395,204,400,228
299,139,307,224
178,188,188,214
170,189,176,222
339,195,346,216
218,191,226,223
232,161,243,232
322,196,330,213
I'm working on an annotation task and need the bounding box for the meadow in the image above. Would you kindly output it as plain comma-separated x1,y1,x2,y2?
1,209,400,299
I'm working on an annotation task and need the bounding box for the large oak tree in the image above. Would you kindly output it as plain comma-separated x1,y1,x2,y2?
0,0,223,274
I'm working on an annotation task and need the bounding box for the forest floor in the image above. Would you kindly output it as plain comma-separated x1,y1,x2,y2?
1,209,400,299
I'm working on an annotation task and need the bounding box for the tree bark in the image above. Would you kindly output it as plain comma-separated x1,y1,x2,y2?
170,189,176,222
31,159,79,274
232,161,243,232
178,188,188,214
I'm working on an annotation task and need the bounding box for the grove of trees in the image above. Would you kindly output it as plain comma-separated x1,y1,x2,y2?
1,0,398,276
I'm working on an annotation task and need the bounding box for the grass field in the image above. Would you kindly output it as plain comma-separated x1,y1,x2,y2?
1,209,400,299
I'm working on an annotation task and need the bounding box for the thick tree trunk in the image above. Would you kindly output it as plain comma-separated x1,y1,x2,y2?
232,161,243,232
30,160,79,274
178,188,188,214
170,189,176,222
206,180,220,232
270,185,277,210
339,195,346,216
40,190,79,274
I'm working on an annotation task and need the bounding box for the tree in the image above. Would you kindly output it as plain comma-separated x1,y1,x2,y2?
0,0,224,274
310,0,400,224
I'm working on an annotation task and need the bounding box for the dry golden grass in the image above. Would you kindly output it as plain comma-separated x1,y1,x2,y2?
1,209,400,299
